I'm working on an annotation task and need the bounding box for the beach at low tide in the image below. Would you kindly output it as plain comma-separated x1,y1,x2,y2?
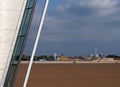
15,63,120,87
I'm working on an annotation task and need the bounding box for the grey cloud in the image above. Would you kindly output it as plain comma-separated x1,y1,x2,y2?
65,5,96,17
25,0,120,56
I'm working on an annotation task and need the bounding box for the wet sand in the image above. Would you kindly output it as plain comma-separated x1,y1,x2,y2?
15,63,120,87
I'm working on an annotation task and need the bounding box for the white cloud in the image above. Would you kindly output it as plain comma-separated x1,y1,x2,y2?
57,4,71,11
79,0,118,8
64,0,119,15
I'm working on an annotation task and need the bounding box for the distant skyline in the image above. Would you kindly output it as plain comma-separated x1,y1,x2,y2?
24,0,120,56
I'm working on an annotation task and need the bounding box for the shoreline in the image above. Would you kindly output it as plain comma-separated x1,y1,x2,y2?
21,60,120,64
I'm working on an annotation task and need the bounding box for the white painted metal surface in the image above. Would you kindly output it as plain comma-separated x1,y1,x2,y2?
23,0,49,87
0,0,27,86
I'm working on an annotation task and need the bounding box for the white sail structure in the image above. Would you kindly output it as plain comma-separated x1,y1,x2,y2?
0,0,27,86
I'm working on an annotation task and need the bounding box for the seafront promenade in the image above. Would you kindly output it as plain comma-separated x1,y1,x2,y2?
21,60,120,64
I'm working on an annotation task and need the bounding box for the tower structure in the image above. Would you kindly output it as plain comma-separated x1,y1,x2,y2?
0,0,36,87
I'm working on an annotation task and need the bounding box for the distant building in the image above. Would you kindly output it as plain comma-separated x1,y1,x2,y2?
101,58,115,62
114,58,120,60
54,53,57,61
59,55,69,61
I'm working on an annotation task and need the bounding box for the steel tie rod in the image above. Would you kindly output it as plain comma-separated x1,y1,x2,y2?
23,0,49,87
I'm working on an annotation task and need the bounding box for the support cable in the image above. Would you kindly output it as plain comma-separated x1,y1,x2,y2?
23,0,49,87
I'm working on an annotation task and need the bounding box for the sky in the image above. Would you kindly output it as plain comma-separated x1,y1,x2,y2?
24,0,120,56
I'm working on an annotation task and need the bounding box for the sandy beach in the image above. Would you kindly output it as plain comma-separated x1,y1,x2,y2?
15,63,120,87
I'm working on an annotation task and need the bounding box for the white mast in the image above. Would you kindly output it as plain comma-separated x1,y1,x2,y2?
23,0,49,87
95,48,98,55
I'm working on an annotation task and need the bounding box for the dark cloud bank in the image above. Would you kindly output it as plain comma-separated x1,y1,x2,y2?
24,0,120,56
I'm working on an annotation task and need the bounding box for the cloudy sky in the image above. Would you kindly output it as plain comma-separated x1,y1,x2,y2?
24,0,120,56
